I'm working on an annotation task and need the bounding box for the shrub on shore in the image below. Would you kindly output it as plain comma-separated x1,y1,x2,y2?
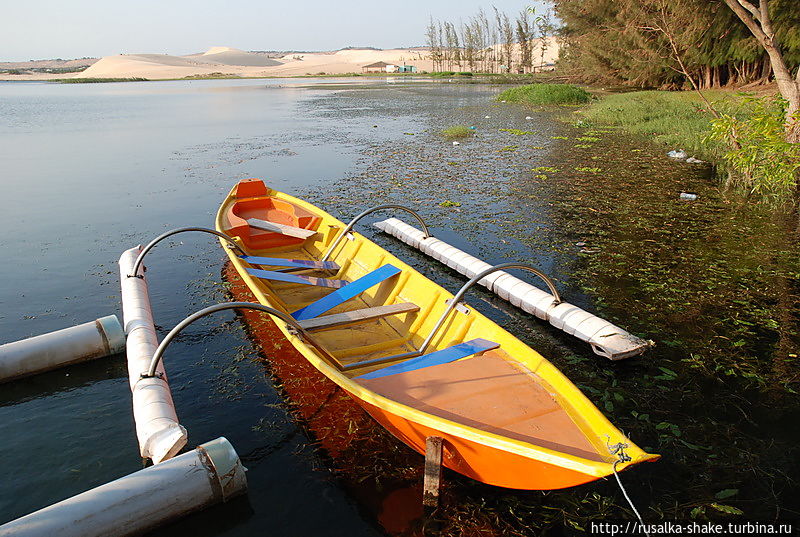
497,83,591,105
707,96,800,202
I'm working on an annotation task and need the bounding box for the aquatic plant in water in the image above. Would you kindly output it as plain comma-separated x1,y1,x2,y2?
441,126,474,139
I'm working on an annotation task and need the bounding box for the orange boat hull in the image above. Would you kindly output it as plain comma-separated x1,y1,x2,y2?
351,395,603,490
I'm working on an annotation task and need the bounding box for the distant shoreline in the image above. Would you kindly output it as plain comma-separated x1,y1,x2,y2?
0,42,558,81
0,72,566,85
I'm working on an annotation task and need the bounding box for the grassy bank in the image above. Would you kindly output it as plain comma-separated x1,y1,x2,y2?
574,88,800,203
574,89,751,162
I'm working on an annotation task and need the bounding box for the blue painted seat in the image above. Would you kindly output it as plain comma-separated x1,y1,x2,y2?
240,255,340,271
354,338,500,380
246,268,348,289
292,264,401,321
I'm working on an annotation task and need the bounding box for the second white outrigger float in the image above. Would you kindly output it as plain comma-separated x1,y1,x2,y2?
374,217,652,360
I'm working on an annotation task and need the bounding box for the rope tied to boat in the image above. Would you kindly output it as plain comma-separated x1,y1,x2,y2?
607,437,650,537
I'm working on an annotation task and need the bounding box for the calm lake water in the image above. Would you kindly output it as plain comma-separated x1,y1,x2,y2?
1,78,798,535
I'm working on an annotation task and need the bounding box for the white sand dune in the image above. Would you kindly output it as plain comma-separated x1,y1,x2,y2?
185,47,282,67
77,47,437,79
79,54,226,78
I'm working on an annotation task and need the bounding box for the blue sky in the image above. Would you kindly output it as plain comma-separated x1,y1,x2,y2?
2,0,551,62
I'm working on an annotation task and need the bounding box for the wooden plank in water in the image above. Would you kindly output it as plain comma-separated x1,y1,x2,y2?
247,218,318,239
423,436,444,508
297,302,419,332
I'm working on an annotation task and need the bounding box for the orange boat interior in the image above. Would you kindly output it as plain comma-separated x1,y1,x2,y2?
357,351,606,462
225,179,322,250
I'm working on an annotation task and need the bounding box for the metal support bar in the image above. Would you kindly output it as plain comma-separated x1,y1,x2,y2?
321,205,430,262
418,263,560,354
129,227,246,278
143,302,340,378
343,263,558,373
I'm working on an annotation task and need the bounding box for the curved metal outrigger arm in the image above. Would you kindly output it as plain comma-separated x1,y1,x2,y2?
141,301,340,378
128,227,246,278
321,204,430,262
342,263,561,372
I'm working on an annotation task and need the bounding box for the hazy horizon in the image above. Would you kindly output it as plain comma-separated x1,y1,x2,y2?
2,0,550,62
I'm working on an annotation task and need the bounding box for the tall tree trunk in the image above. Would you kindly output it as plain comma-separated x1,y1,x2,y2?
723,0,800,143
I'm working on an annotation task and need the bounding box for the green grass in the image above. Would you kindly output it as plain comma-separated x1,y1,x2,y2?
496,83,592,105
441,125,474,139
575,90,745,161
57,77,148,83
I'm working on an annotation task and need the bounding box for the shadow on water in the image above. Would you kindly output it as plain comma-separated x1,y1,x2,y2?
0,354,127,407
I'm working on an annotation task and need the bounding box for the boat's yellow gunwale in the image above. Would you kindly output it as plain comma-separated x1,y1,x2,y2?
215,184,659,479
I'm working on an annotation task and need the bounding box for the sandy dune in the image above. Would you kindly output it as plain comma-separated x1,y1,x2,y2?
1,41,559,80
76,47,436,79
184,47,281,67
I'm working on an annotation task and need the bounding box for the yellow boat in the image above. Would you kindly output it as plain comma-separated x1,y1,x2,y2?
216,178,658,490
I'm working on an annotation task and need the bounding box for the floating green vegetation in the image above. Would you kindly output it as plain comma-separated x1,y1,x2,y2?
530,145,545,149
331,90,800,530
574,144,593,148
441,125,474,139
551,135,569,140
499,128,536,136
57,77,148,83
447,161,459,165
439,200,461,207
574,166,602,173
499,145,519,152
577,136,600,142
496,83,592,105
403,132,415,135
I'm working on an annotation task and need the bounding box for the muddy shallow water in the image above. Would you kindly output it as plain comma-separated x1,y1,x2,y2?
0,78,797,535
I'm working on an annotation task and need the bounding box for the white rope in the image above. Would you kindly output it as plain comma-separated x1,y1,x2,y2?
612,458,650,537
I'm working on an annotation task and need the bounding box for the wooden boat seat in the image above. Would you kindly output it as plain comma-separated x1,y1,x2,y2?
247,218,318,240
354,339,500,379
292,265,401,321
246,267,348,289
298,302,420,332
239,255,340,271
357,351,606,461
